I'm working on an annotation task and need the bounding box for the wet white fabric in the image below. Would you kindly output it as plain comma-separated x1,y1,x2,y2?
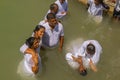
116,0,120,11
66,53,80,70
20,39,42,54
88,0,104,17
24,54,34,76
55,0,68,18
17,54,42,77
76,40,102,65
65,40,102,69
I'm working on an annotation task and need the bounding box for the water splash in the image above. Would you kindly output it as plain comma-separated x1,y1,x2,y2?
65,38,84,54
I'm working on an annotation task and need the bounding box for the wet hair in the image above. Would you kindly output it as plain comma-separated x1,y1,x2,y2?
79,69,87,76
33,25,45,33
86,43,95,55
46,13,56,20
50,3,58,11
25,37,35,48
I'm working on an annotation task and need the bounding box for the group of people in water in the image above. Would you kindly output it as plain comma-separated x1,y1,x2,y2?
18,0,119,78
80,0,120,23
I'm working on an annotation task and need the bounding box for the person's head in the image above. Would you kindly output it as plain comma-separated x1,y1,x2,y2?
33,25,45,38
94,0,103,5
46,13,57,27
79,69,87,76
25,37,40,49
86,43,95,55
59,0,65,4
50,3,58,14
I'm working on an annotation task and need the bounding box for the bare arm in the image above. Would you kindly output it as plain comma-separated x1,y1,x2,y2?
24,48,35,56
32,53,39,74
32,66,39,74
59,36,64,52
89,59,97,72
72,55,86,72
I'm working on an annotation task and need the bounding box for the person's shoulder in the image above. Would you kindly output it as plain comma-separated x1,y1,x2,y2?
57,22,64,29
58,22,63,26
20,43,29,53
42,22,49,28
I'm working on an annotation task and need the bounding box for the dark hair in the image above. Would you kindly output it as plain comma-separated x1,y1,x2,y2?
33,25,45,33
25,37,35,48
86,43,95,55
50,3,58,10
46,13,56,20
79,69,87,76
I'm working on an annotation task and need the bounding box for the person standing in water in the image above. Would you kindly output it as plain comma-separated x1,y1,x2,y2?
113,0,120,21
42,13,64,52
19,25,45,76
66,40,102,76
87,0,109,23
55,0,68,18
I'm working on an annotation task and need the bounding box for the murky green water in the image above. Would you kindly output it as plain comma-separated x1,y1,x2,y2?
0,0,120,80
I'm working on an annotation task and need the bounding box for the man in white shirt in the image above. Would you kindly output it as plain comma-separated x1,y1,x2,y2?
55,0,68,18
42,13,64,52
66,40,102,75
87,0,109,23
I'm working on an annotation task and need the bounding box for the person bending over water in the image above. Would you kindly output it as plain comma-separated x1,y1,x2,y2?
66,40,102,76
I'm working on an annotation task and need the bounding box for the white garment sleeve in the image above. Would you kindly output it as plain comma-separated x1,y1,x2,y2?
24,54,34,67
76,42,87,57
20,44,28,54
91,40,102,64
56,12,66,19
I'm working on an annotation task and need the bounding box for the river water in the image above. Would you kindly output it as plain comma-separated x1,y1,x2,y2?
0,0,120,80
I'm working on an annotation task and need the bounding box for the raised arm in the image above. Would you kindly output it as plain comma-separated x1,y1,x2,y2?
72,55,86,72
89,59,98,72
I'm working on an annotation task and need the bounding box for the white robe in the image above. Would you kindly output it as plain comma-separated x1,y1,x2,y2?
65,40,102,69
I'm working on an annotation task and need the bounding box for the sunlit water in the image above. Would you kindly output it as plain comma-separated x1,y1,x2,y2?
0,0,120,80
